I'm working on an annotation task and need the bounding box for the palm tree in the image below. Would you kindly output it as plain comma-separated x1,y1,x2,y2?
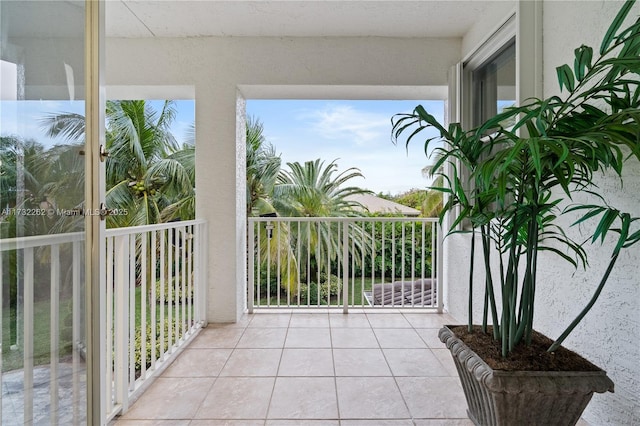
420,164,443,218
273,159,367,217
246,116,281,217
272,159,370,285
43,100,194,227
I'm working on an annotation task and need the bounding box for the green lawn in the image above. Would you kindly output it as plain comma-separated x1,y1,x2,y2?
2,285,188,373
257,276,388,307
2,297,74,372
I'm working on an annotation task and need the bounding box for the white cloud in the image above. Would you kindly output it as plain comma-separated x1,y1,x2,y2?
302,104,390,146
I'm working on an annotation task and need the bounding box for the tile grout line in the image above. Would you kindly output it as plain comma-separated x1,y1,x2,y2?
262,313,291,423
329,314,343,425
191,321,250,421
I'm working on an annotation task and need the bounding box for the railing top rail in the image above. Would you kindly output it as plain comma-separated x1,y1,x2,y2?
0,231,85,251
0,219,207,250
248,216,438,224
105,219,206,237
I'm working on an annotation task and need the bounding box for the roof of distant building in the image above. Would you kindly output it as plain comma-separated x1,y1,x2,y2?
346,193,421,217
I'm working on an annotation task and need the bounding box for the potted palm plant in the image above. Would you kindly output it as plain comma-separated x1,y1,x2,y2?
392,2,640,425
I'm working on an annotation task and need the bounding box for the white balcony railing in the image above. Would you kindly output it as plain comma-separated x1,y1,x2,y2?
104,219,207,421
248,217,442,312
0,231,85,425
0,219,207,424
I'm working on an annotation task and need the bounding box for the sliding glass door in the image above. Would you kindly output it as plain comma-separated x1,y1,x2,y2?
0,1,101,423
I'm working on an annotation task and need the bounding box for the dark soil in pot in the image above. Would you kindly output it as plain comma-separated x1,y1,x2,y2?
450,325,601,372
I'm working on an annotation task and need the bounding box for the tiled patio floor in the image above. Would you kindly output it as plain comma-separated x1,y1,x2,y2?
112,310,471,426
111,311,587,426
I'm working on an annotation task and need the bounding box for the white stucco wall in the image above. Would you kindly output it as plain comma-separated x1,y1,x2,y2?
105,35,461,322
538,2,640,424
445,1,640,424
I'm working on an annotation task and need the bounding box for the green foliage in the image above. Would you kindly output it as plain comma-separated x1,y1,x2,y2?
298,273,343,305
154,277,193,302
391,189,428,211
392,0,640,356
352,221,433,278
41,100,196,228
246,115,281,217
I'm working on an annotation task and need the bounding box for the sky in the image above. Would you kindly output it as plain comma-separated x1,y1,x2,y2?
1,98,443,195
0,99,195,148
247,100,444,195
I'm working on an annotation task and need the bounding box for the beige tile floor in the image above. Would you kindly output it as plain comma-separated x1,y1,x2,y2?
111,311,590,426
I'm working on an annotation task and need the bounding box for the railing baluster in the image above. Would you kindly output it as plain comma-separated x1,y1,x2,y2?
307,223,311,307
50,244,60,424
181,226,187,339
317,224,321,307
391,222,396,307
328,222,333,307
401,222,406,307
434,221,442,310
150,231,157,370
174,228,180,346
420,222,425,307
381,221,385,302
296,221,301,306
160,229,166,359
411,222,416,307
286,221,291,307
351,222,356,307
187,225,193,334
370,221,375,307
276,223,281,307
23,247,34,425
256,222,261,308
167,228,173,351
266,222,271,307
71,240,82,423
140,232,148,379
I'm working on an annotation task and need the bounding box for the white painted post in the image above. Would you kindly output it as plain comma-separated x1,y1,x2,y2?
128,234,135,391
342,221,349,314
248,220,255,314
113,235,129,411
140,232,147,379
435,222,443,313
105,237,114,414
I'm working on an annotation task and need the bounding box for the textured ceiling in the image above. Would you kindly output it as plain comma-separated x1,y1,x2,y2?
105,0,515,38
2,1,515,40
